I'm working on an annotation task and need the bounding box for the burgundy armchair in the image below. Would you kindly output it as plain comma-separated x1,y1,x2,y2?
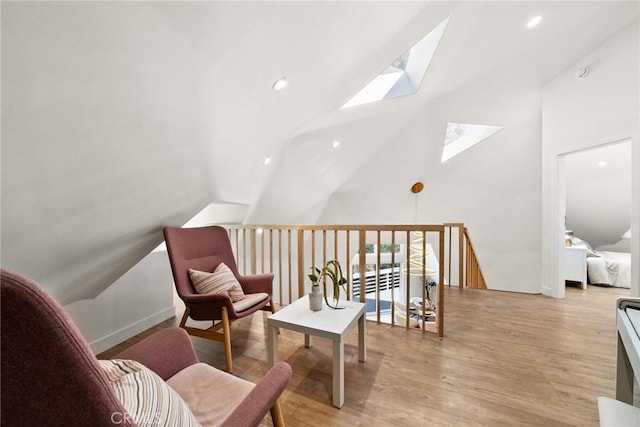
1,269,291,427
163,225,276,373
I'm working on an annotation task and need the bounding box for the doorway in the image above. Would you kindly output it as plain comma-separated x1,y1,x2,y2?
561,140,632,292
543,137,640,298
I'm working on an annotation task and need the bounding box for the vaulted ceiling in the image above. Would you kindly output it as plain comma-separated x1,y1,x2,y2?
195,1,637,212
2,1,638,302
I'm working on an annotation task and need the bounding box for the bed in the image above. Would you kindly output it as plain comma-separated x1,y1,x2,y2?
573,237,631,288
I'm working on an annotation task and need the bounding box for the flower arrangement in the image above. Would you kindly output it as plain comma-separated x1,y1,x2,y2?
308,260,347,309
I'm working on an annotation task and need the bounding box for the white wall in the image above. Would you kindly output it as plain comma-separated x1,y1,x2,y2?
183,202,249,227
67,201,249,354
335,82,542,294
64,251,174,355
542,21,639,297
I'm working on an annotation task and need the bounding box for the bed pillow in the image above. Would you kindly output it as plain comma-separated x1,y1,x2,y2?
99,359,200,427
188,263,245,302
572,236,599,257
572,236,592,250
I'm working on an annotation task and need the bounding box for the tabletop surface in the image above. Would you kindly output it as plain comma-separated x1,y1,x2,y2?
268,295,366,337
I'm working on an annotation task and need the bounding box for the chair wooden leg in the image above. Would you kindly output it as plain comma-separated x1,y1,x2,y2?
222,306,233,373
179,307,190,328
270,399,285,427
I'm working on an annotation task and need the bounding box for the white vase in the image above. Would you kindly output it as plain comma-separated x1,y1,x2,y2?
309,284,323,311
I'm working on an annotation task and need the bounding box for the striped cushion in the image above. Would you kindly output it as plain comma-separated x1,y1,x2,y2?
188,263,245,302
99,359,200,427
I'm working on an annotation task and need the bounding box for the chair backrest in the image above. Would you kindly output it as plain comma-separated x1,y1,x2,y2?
0,269,134,426
163,225,241,299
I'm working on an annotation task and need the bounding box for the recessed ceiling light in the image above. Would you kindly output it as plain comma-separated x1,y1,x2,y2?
332,140,341,148
272,77,288,91
264,157,272,165
527,16,542,28
597,161,607,167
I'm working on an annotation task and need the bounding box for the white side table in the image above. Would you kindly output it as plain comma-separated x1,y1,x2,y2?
563,246,587,289
267,295,366,408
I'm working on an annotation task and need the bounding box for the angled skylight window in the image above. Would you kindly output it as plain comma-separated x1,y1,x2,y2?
341,16,450,109
441,122,503,163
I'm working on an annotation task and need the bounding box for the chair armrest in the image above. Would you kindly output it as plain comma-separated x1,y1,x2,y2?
114,327,198,380
221,362,292,427
238,273,274,295
182,292,237,319
181,292,232,304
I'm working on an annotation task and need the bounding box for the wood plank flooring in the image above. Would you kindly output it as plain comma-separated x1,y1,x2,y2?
98,284,629,426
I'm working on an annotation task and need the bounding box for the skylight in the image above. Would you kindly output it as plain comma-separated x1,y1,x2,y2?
441,122,503,163
341,16,450,109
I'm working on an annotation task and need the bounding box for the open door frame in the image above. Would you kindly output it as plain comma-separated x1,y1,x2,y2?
543,131,639,298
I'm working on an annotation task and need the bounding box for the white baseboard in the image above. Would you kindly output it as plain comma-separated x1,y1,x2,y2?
89,306,175,355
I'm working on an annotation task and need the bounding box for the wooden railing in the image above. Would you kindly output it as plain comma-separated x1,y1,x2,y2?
223,224,486,337
444,223,487,289
463,227,487,289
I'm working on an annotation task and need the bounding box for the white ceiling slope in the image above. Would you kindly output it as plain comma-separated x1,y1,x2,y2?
566,140,632,249
1,1,638,302
1,2,218,303
246,1,639,223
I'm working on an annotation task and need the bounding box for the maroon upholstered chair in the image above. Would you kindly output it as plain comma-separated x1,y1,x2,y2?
1,269,291,427
163,225,276,373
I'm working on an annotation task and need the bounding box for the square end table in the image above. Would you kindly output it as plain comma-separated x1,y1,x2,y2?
267,295,367,408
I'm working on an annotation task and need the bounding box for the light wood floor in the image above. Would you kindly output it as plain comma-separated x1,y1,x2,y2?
99,284,628,426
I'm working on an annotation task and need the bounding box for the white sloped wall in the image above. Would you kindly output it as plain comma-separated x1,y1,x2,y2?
2,2,215,304
1,3,216,350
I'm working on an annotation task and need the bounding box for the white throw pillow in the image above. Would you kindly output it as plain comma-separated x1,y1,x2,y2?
189,263,245,302
99,359,200,427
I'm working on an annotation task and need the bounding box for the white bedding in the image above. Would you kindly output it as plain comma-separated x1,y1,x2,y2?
587,250,631,288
